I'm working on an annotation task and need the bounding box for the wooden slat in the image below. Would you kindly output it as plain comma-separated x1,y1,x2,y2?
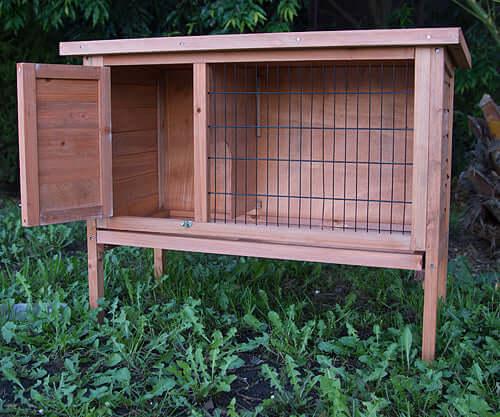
411,48,431,250
60,28,468,67
422,47,445,363
97,229,422,270
99,66,112,216
111,83,156,109
193,63,209,222
153,248,166,279
158,73,166,208
97,216,412,252
41,205,102,225
36,78,98,102
111,108,157,133
112,130,157,156
87,219,105,313
102,47,415,67
17,63,40,226
35,63,101,79
113,151,157,181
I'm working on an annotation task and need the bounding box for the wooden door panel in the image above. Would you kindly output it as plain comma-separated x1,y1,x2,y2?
17,63,111,226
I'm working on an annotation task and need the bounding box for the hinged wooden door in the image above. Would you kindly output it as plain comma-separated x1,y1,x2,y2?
17,63,112,226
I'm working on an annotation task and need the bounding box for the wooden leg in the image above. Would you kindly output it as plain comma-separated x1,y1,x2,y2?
87,220,104,320
437,247,448,300
153,248,166,279
422,261,438,363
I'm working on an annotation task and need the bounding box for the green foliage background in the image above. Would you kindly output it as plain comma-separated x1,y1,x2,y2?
0,0,498,188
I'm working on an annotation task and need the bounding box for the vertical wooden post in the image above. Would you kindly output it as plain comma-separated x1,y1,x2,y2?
153,248,166,279
193,63,209,222
87,220,104,316
422,47,446,363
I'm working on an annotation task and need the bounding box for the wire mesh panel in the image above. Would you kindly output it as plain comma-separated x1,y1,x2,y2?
208,61,414,234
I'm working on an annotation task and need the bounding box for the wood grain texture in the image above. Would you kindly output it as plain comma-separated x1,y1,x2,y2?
422,47,445,363
193,63,209,222
97,229,422,270
102,48,415,67
17,63,39,226
60,28,469,68
153,248,166,279
411,48,431,250
87,219,104,310
97,215,413,252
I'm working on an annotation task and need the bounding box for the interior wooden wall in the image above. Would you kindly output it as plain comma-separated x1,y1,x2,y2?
111,67,160,216
209,62,414,231
163,67,194,218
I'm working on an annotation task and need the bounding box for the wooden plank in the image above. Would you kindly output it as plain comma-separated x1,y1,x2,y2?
17,63,40,226
98,66,112,217
87,220,105,316
113,172,158,209
112,130,157,156
193,63,209,222
153,248,166,279
42,205,102,225
36,63,101,79
97,216,412,252
111,83,156,108
111,108,157,133
60,28,466,64
158,72,166,208
422,47,445,363
102,47,415,67
97,229,422,270
411,48,431,250
164,68,194,214
113,151,157,181
36,78,98,102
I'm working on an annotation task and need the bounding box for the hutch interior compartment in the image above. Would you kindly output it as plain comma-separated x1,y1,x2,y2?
17,28,470,362
110,65,194,220
208,61,414,235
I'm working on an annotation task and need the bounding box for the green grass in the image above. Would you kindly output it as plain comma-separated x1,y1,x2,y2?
0,198,499,416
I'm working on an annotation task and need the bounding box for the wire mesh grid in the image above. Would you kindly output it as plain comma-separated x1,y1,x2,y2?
208,61,414,234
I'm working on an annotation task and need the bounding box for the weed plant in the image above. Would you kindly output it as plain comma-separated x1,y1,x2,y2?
0,199,498,416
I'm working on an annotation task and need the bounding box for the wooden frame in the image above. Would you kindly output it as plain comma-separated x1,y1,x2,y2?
17,28,470,363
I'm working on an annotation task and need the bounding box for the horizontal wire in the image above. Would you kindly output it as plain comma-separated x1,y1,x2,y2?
208,90,413,95
209,124,412,131
208,191,411,204
208,155,412,166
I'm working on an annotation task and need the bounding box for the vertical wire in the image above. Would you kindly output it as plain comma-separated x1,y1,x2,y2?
343,65,348,231
287,64,292,228
277,64,281,227
266,64,270,226
214,64,217,223
403,62,409,234
309,63,314,229
321,64,326,230
234,63,238,224
255,64,258,225
299,65,303,228
332,63,336,230
244,64,248,224
390,64,396,233
378,63,384,233
354,63,359,231
224,64,227,224
366,64,372,232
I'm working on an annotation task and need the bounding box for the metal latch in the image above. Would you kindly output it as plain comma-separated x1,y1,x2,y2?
180,220,193,228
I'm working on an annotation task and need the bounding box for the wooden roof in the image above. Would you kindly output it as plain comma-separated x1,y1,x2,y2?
60,27,471,69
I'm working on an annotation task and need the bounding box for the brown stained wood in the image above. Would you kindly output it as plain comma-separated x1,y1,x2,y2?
17,63,39,226
98,66,112,217
153,248,166,279
60,28,469,68
87,220,105,317
113,172,158,209
111,108,157,133
411,48,431,250
164,68,194,214
158,73,166,208
111,84,157,109
112,130,157,156
193,63,209,222
97,229,423,270
422,47,445,364
18,62,111,225
111,66,161,85
113,151,157,181
97,216,412,252
102,48,415,67
209,63,414,229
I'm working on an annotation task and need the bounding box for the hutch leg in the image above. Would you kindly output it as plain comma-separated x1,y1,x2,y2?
153,248,166,279
87,220,104,315
422,260,439,363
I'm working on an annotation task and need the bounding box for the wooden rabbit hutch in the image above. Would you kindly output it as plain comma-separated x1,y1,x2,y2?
17,28,470,362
